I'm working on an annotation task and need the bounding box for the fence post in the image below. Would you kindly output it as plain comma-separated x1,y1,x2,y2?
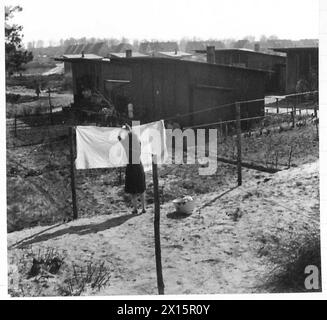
235,102,242,186
276,98,279,114
152,154,165,295
291,106,295,128
69,126,78,220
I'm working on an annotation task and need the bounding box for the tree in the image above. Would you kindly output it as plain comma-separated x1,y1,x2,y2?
5,6,33,76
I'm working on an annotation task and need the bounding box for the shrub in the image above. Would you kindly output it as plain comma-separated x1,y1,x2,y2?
261,229,321,293
59,261,111,296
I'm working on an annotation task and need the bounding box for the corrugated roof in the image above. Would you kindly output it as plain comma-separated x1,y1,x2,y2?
83,43,94,54
111,43,133,53
64,44,78,54
72,44,86,54
90,42,107,55
64,44,74,55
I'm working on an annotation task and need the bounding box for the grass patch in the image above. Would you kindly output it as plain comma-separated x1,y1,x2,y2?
261,229,321,293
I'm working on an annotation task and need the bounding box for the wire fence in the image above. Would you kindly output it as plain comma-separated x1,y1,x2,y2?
6,90,319,233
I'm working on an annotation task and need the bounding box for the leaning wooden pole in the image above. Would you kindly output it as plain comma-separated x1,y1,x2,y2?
69,126,78,220
235,102,242,186
152,154,164,295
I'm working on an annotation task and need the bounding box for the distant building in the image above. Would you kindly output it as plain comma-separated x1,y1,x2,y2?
64,44,78,55
156,51,193,60
185,40,225,53
110,43,133,53
196,47,286,94
139,42,179,56
59,56,267,127
271,46,318,94
233,39,251,49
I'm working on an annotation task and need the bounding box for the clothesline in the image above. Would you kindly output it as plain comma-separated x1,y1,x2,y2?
185,110,306,129
156,90,318,124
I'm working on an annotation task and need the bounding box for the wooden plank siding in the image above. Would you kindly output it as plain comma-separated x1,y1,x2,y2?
69,58,266,127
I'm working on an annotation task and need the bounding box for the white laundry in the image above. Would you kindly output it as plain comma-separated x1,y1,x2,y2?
75,120,168,171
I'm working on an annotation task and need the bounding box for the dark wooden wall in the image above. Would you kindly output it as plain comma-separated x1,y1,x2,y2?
71,58,266,127
285,49,318,94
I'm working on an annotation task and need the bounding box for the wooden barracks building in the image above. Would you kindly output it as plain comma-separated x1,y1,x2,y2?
59,54,268,127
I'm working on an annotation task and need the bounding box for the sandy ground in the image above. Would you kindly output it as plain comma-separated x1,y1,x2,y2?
7,160,319,296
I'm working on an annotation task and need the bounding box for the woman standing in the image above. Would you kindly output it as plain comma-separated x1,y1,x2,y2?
118,124,146,214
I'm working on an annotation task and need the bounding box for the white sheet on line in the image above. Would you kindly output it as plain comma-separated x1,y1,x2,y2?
75,120,168,171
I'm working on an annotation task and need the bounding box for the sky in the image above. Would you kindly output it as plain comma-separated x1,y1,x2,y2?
4,0,320,46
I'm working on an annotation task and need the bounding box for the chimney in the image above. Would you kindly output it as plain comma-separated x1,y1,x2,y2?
81,51,85,58
254,43,260,52
206,46,215,64
125,49,132,58
175,49,178,55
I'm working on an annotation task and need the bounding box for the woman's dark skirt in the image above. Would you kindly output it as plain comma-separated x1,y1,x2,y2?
125,163,146,194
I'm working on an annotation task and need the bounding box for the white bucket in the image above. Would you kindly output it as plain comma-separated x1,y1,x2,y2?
172,196,195,215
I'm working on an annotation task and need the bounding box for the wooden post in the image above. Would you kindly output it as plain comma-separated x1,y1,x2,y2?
314,107,318,118
276,98,279,114
235,102,242,186
69,127,78,220
152,154,164,295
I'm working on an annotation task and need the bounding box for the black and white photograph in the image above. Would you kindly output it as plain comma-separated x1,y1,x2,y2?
2,0,325,298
